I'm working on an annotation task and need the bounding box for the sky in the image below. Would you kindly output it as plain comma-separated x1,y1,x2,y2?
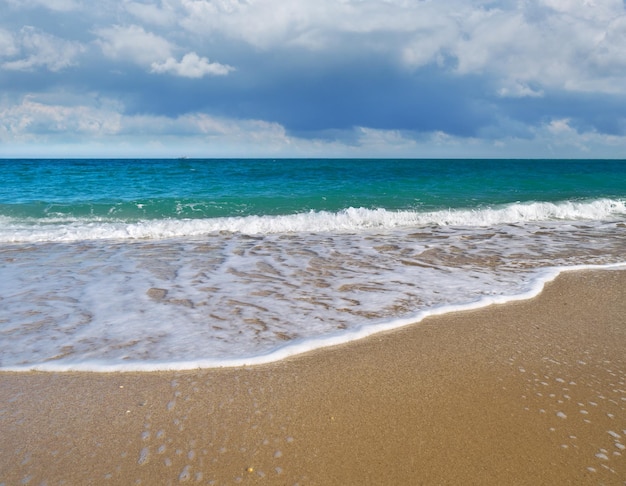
1,0,626,158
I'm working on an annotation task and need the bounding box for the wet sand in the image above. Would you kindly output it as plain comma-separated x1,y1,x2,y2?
1,269,625,485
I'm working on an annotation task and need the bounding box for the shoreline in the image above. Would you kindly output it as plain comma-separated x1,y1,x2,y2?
1,268,625,484
3,262,625,373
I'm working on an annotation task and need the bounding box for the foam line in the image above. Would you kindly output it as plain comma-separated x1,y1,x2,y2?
5,262,624,373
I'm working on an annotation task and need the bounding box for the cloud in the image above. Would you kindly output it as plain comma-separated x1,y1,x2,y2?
0,92,311,157
449,1,626,94
1,26,85,72
94,24,232,78
0,28,18,57
175,0,626,96
178,0,421,50
0,92,283,141
547,118,576,135
497,82,544,98
588,15,626,74
95,24,173,65
3,89,625,160
536,116,621,153
1,0,626,157
124,1,180,27
3,0,83,11
401,17,458,69
0,94,122,140
151,52,234,78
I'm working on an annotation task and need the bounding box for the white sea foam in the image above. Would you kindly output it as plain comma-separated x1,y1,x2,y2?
1,238,624,373
0,198,624,243
34,264,621,373
1,194,624,372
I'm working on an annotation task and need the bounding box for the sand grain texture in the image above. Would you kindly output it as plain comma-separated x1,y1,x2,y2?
1,269,625,485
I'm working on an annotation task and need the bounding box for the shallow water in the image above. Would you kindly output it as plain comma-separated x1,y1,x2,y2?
1,159,625,370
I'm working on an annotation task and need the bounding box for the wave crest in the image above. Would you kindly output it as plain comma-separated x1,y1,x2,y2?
1,198,624,243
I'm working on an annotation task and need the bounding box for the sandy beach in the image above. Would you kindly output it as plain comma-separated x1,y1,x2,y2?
1,268,625,485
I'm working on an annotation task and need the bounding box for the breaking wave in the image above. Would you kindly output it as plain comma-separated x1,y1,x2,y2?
1,198,624,243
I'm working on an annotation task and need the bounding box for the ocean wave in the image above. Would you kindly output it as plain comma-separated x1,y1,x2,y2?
0,198,624,243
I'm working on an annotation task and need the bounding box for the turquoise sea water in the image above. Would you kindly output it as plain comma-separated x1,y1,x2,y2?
1,159,625,370
2,159,625,221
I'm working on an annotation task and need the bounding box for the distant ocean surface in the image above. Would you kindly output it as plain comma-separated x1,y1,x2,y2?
1,158,625,371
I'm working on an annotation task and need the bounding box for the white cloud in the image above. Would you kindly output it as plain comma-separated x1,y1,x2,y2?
1,26,85,72
2,0,626,158
8,0,626,95
124,1,180,27
0,94,122,141
547,118,576,135
0,93,287,148
497,82,544,98
151,52,234,77
3,91,626,158
401,18,458,69
4,0,626,95
452,1,626,94
3,0,83,11
0,28,18,57
589,15,626,71
178,0,422,50
94,24,233,77
537,117,600,153
95,24,173,65
175,0,626,95
176,0,459,54
352,126,419,154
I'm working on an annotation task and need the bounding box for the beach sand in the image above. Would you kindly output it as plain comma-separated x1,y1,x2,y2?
1,269,625,485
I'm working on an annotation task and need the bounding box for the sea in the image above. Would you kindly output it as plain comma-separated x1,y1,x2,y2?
1,158,625,372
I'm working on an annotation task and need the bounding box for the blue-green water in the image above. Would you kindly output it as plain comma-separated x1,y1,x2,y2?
2,159,625,222
1,159,625,371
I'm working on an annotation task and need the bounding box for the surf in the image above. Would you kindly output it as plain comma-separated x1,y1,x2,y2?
1,197,624,243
